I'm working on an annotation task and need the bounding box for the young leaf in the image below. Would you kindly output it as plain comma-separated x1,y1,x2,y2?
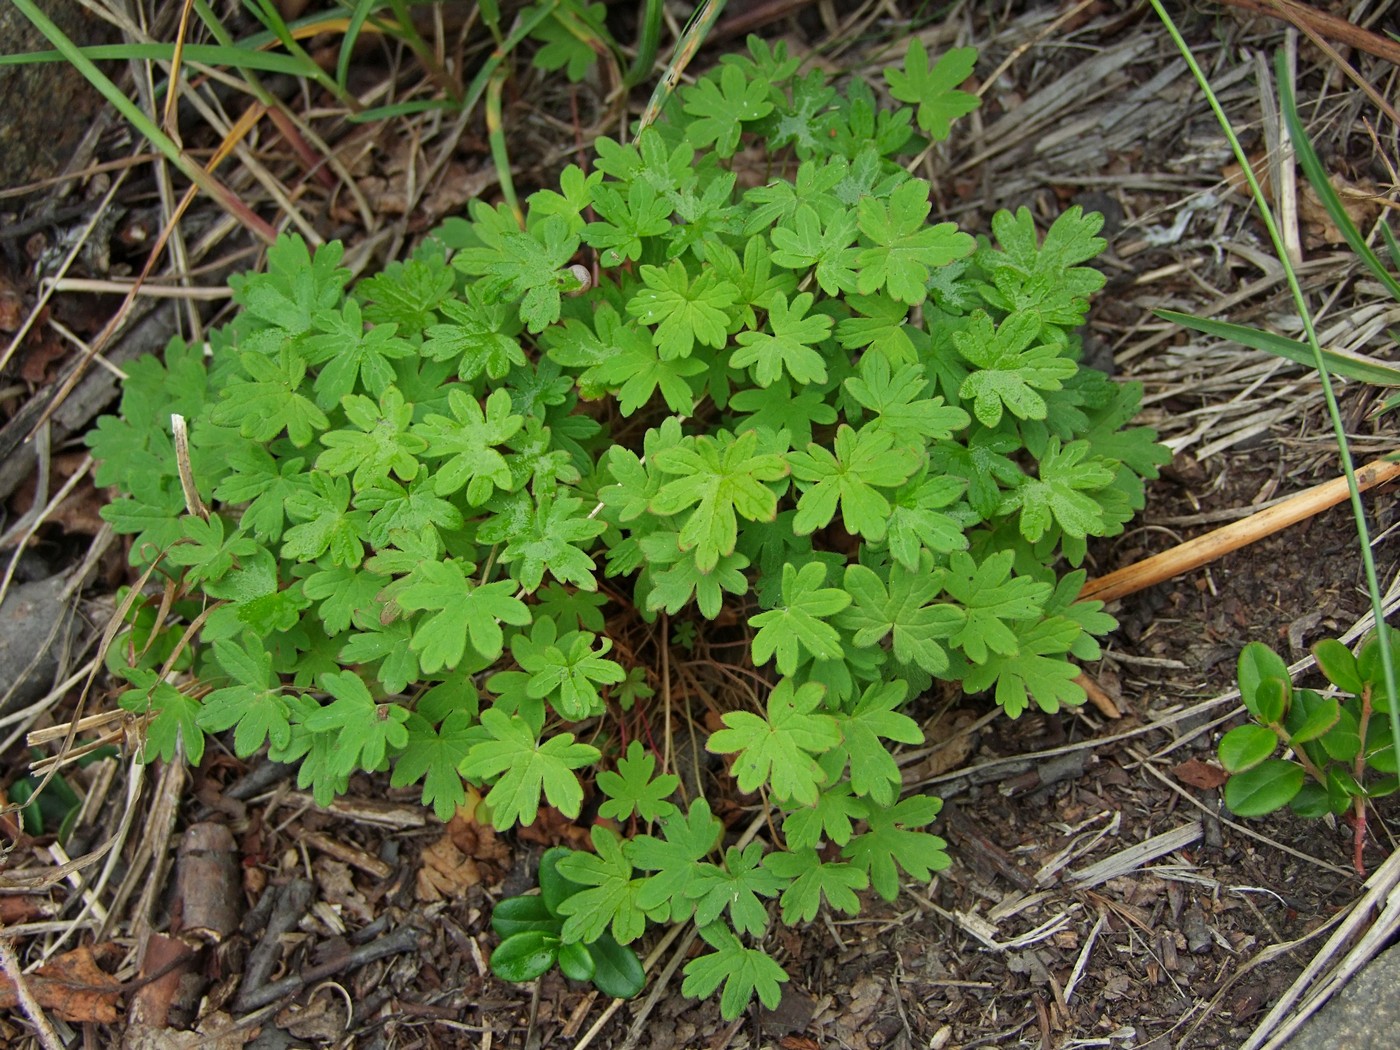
597,740,680,823
460,708,601,829
883,41,979,141
681,925,788,1020
315,386,426,491
413,387,525,503
708,678,841,806
499,493,608,592
555,827,651,945
749,562,853,676
841,794,949,900
118,667,205,765
631,799,725,922
960,615,1086,717
685,842,788,936
942,550,1050,664
763,849,868,923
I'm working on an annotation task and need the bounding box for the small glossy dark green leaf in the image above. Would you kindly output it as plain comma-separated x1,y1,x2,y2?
1286,692,1339,745
1328,766,1363,799
1365,723,1397,773
1357,633,1400,696
1312,639,1363,694
1289,781,1331,819
1238,641,1290,716
1218,725,1278,773
586,932,646,999
1252,677,1290,725
492,894,560,938
557,940,596,982
1319,704,1361,763
1365,775,1398,799
1224,759,1305,817
490,931,559,983
539,846,586,915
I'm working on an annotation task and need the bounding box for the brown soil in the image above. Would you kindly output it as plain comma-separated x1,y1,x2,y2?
2,2,1398,1048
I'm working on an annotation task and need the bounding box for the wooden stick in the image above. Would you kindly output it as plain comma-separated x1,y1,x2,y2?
1081,457,1400,604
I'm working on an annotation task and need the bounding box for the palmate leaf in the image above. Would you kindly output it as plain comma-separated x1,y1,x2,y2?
681,62,775,156
650,430,789,572
626,261,738,361
960,615,1086,717
413,387,524,503
954,310,1079,427
708,678,841,805
300,298,415,410
499,493,608,592
763,848,868,923
883,41,979,141
839,555,964,676
303,670,410,776
396,560,531,672
631,798,724,923
829,681,924,806
555,826,651,945
1000,438,1117,542
460,708,601,829
942,550,1050,664
118,667,205,765
596,740,679,823
314,386,425,492
685,842,788,936
212,348,327,447
855,178,975,305
789,424,920,540
749,562,852,675
197,633,291,756
730,290,833,387
841,794,949,900
391,710,475,821
681,925,788,1020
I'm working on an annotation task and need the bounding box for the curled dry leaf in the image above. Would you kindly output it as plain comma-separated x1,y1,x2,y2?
0,945,122,1024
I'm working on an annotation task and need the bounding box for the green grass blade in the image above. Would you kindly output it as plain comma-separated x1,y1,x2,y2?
1278,72,1400,301
625,0,665,87
1157,310,1400,389
337,0,380,92
0,42,319,79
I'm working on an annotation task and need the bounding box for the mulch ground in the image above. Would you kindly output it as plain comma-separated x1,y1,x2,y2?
2,1,1399,1048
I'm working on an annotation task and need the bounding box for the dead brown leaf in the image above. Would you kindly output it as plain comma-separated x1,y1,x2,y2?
416,831,482,902
0,944,122,1023
1173,757,1229,791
